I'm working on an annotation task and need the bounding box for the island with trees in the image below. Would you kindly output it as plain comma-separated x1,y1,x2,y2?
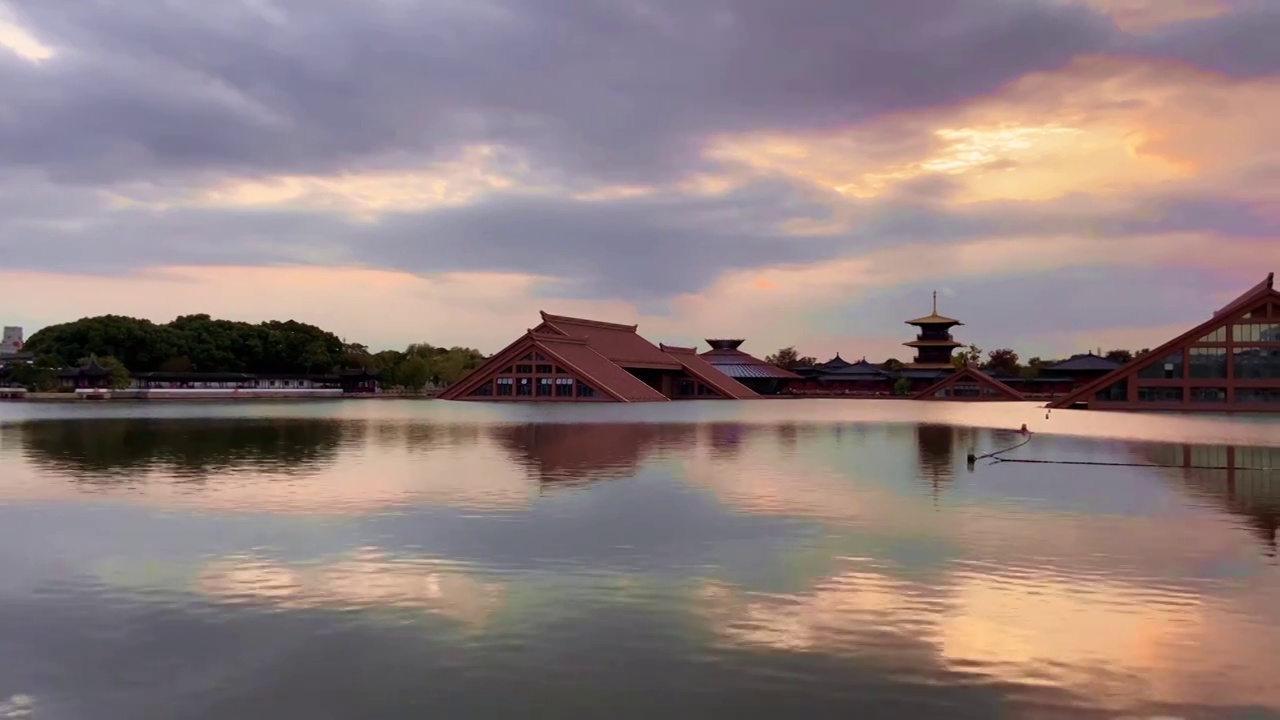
0,314,485,396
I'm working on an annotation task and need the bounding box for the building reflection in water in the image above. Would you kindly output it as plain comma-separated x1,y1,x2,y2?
488,423,697,489
914,424,982,494
1139,443,1280,555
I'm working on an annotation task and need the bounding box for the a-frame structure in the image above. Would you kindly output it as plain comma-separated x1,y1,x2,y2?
1048,272,1280,412
912,366,1027,401
439,312,760,403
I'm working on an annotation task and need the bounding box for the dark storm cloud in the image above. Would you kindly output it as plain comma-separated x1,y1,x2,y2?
4,0,1119,185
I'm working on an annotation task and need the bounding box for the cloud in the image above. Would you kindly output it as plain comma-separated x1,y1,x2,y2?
0,0,1276,354
2,0,1117,185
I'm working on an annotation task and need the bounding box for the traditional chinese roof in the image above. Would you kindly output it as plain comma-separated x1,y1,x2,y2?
705,339,745,350
538,312,681,369
535,334,670,402
1046,353,1122,372
700,338,801,380
913,367,1026,401
442,314,767,403
660,344,761,399
818,353,852,370
906,291,964,327
58,356,113,378
819,359,891,379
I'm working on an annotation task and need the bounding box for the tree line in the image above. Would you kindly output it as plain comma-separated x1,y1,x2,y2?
7,314,484,392
763,344,1152,377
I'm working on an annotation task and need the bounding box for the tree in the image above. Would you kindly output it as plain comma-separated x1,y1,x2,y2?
765,347,801,369
159,356,194,373
25,314,349,374
953,343,983,369
881,358,905,372
1021,356,1050,378
78,355,131,390
981,348,1020,376
396,356,431,391
893,377,913,396
1104,349,1134,364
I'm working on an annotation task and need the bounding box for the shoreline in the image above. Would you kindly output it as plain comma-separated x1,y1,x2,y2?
0,392,439,402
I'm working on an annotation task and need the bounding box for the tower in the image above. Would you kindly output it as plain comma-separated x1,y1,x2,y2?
904,292,963,370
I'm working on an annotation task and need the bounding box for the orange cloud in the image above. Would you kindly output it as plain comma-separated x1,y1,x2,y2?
703,56,1278,206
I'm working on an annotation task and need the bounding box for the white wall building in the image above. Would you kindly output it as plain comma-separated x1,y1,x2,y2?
0,327,22,355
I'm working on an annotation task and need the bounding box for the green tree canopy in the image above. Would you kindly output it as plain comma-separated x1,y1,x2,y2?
25,315,348,374
981,348,1020,376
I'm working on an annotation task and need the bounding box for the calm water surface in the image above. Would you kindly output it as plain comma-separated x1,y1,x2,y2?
1,399,1279,719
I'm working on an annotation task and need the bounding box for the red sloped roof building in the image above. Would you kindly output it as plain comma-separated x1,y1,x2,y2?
1048,272,1280,412
439,313,761,402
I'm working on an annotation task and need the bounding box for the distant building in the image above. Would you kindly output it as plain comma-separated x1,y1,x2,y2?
698,339,799,395
0,327,22,356
904,292,963,370
439,312,759,402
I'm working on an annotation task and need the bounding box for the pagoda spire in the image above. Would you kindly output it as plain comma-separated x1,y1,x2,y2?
932,290,938,315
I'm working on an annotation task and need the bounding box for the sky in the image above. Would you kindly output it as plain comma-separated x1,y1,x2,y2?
1,0,1277,362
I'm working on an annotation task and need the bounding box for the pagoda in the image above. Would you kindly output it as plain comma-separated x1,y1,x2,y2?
904,291,964,370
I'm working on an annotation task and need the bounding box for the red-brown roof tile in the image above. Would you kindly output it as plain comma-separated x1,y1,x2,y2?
534,335,670,402
661,344,761,399
539,311,682,369
912,367,1026,401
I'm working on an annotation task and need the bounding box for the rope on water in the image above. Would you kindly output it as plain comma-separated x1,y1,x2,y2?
967,434,1033,464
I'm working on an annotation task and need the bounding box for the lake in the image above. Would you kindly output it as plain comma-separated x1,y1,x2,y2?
1,399,1279,719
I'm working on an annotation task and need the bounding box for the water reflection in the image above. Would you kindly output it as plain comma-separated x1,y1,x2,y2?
2,406,1280,718
17,418,352,479
489,423,696,488
1138,443,1280,555
198,549,505,627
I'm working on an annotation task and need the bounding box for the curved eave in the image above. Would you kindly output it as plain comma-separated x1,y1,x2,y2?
905,316,963,326
904,340,962,348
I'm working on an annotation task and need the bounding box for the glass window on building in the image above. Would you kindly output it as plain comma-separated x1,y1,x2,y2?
1188,347,1228,378
1137,386,1184,402
1232,347,1280,379
1137,350,1184,379
516,377,533,396
536,377,553,396
1190,387,1226,402
496,377,514,396
1232,323,1280,342
554,377,574,397
1237,388,1280,403
1197,326,1227,343
577,382,596,398
1095,379,1128,401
